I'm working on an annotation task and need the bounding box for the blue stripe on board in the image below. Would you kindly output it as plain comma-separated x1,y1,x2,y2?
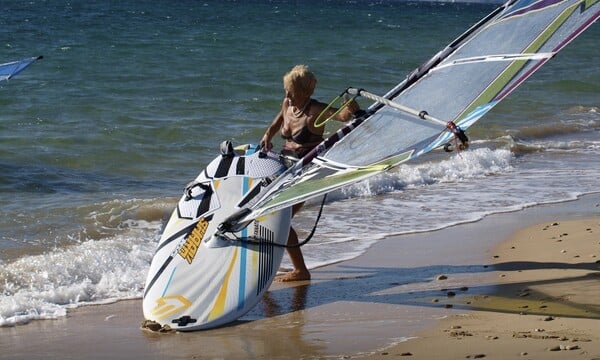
237,176,250,311
162,267,177,297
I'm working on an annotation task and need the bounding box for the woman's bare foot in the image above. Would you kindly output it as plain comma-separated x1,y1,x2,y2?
274,269,311,282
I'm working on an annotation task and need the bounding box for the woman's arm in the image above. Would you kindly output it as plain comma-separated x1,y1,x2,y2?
311,99,360,128
333,99,360,122
260,103,285,151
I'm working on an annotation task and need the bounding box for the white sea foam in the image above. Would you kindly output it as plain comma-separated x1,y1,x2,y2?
1,0,598,332
0,225,158,326
292,146,599,266
2,143,598,326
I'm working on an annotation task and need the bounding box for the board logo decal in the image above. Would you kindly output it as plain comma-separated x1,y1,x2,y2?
178,218,209,264
150,295,192,321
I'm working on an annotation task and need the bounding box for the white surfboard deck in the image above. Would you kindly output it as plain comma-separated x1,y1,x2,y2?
143,144,291,331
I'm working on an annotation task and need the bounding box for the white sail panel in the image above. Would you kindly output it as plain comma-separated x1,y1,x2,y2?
220,0,599,230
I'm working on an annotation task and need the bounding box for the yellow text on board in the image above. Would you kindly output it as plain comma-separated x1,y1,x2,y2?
178,218,209,264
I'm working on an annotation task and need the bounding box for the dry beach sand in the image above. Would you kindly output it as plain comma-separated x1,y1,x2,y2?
1,193,599,359
360,215,600,359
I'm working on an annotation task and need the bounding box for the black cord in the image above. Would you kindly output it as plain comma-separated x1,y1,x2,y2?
225,194,328,248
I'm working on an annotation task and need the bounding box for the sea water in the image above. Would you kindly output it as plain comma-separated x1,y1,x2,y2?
0,1,598,326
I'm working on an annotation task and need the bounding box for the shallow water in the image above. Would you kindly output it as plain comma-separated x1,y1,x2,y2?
0,0,598,325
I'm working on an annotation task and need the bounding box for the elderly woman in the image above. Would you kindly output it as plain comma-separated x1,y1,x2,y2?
260,64,359,282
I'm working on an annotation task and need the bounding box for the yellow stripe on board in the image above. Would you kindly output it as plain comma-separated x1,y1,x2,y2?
251,244,258,275
208,248,238,321
150,295,192,321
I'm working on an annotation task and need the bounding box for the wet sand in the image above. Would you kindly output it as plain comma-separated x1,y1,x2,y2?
1,194,598,359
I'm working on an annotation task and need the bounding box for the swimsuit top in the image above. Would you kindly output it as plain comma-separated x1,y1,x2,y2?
281,125,323,145
280,99,324,150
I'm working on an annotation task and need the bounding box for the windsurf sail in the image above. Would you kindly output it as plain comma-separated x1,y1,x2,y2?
0,56,43,82
219,0,599,232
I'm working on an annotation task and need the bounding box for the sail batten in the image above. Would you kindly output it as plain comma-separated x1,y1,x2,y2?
434,52,556,70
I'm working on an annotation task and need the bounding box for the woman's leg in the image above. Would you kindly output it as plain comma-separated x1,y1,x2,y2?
274,203,310,282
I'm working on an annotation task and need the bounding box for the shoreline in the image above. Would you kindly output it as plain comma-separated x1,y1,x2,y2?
1,194,599,359
360,216,600,359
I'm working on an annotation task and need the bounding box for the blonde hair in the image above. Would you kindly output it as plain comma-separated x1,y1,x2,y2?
283,65,317,98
